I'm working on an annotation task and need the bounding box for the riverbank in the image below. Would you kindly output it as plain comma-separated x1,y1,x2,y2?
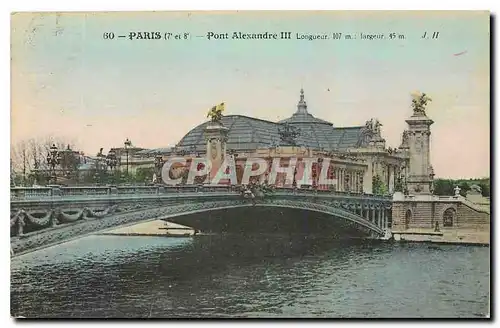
100,220,196,237
392,228,490,246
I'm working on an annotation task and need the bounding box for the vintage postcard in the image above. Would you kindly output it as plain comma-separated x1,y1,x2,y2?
10,11,490,319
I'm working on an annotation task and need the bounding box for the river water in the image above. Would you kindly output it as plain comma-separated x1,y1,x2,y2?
11,234,490,318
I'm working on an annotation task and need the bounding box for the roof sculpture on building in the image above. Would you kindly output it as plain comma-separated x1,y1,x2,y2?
356,118,385,148
278,123,301,146
399,130,410,149
146,89,391,155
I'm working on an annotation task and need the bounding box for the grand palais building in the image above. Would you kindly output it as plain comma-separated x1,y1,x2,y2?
119,89,410,194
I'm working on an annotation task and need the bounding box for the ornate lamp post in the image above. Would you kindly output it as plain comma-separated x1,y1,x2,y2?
46,144,61,184
124,138,132,176
95,148,106,185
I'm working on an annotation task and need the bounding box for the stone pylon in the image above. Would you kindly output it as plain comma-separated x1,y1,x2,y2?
204,121,229,184
405,103,434,195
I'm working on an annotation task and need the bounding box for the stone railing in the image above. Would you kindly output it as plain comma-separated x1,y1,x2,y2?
10,185,237,200
394,192,490,215
272,187,390,200
457,195,490,214
432,195,489,214
10,185,392,201
60,186,111,197
10,187,54,199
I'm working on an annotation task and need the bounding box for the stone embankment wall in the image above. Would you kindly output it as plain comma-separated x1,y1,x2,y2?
392,199,490,231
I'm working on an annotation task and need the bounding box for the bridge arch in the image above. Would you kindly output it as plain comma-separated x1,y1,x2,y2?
154,200,385,237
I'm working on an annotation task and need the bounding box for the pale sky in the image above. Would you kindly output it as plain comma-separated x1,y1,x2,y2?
11,11,490,179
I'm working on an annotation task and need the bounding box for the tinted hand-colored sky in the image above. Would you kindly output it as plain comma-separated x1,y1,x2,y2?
11,11,490,178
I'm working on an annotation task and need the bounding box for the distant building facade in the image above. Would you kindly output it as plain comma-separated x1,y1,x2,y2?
127,89,412,193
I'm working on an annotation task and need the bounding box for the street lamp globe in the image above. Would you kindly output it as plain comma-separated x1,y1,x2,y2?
124,138,132,148
50,144,58,155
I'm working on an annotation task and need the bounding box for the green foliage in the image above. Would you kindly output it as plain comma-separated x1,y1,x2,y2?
70,168,157,186
478,182,490,197
458,181,470,197
134,168,155,184
433,178,490,197
433,179,454,196
81,169,98,185
11,174,24,186
11,171,51,186
372,175,388,196
107,170,122,184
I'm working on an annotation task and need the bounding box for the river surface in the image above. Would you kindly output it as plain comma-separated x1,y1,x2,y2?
11,234,490,318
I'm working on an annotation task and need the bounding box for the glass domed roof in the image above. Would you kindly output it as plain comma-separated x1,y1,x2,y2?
177,115,281,152
278,88,332,126
173,89,369,154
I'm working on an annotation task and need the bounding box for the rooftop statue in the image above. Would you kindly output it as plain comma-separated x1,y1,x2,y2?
357,118,382,147
400,130,409,148
368,118,382,135
411,91,432,116
207,102,225,123
402,130,409,142
278,123,301,146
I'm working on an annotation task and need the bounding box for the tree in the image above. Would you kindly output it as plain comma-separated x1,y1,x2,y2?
81,168,98,185
478,181,490,197
107,170,122,185
433,179,454,196
11,137,80,186
458,181,470,197
134,167,155,184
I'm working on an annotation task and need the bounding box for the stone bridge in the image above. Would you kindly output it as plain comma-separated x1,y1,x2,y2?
10,185,392,255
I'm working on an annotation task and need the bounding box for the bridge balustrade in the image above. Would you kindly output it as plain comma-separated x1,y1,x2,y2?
10,187,53,199
60,187,110,197
10,185,239,200
199,185,234,193
10,185,391,201
176,186,199,193
117,186,158,195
